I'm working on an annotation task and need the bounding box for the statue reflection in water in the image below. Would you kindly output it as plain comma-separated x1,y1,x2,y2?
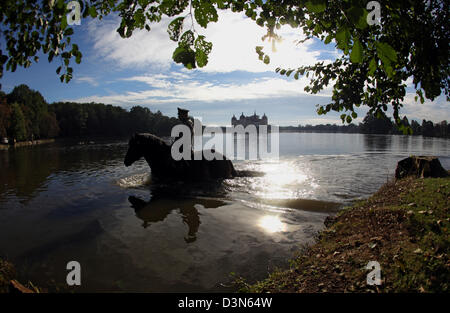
128,184,225,243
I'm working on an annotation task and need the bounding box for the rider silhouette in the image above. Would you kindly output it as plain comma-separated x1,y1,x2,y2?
176,107,194,149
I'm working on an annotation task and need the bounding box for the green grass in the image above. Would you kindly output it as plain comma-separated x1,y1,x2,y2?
390,178,449,292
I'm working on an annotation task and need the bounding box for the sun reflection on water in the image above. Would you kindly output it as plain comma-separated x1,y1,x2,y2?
258,215,286,233
254,161,310,199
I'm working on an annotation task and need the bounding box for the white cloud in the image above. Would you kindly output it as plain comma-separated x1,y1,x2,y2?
69,74,331,106
402,93,450,122
87,11,327,73
74,76,99,86
87,17,177,70
81,9,335,110
299,117,348,126
198,11,323,72
121,75,172,88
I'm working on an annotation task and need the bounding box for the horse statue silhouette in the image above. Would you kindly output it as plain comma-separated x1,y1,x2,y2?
124,133,239,181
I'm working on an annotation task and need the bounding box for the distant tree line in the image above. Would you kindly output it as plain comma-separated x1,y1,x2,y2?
0,84,448,142
0,84,180,142
0,84,59,141
50,102,179,138
281,113,449,138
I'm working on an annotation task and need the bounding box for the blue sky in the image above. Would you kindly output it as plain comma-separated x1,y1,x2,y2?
1,10,448,126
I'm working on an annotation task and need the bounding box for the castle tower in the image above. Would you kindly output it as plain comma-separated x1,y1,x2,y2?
231,114,237,126
262,113,268,125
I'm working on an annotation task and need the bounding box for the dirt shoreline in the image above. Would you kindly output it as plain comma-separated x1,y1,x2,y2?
237,175,449,293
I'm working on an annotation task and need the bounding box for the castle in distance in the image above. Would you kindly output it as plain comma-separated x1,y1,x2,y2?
231,112,268,127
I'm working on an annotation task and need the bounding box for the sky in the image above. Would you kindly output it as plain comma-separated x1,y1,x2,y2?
1,10,449,126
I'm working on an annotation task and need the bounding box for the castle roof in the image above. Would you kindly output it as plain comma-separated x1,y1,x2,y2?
232,112,267,124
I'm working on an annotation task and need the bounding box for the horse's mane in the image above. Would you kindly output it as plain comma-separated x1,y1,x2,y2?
131,133,169,147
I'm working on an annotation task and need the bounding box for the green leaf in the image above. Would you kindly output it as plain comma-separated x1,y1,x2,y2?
263,55,270,64
195,35,212,52
64,28,74,36
173,45,196,69
256,18,264,27
167,17,184,42
133,9,145,27
348,7,368,30
376,42,397,62
89,6,98,18
368,58,377,76
376,42,397,77
195,49,207,67
61,16,68,30
56,0,65,9
159,0,189,16
305,0,326,13
382,62,393,77
194,35,212,67
193,0,218,28
356,9,369,30
180,30,195,47
75,53,82,64
335,26,350,52
48,51,55,62
350,39,363,63
416,90,425,104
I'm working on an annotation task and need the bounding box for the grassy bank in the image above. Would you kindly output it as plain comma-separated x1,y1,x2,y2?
238,176,449,293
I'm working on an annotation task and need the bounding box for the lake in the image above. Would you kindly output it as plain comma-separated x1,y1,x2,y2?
0,133,449,292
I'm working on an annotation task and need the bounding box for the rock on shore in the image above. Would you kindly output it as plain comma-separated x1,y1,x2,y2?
395,156,448,179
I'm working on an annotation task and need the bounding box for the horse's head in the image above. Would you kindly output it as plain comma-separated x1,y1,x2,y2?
124,133,169,167
124,133,144,166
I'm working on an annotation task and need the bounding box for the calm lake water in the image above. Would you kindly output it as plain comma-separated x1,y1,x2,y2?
0,133,449,292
